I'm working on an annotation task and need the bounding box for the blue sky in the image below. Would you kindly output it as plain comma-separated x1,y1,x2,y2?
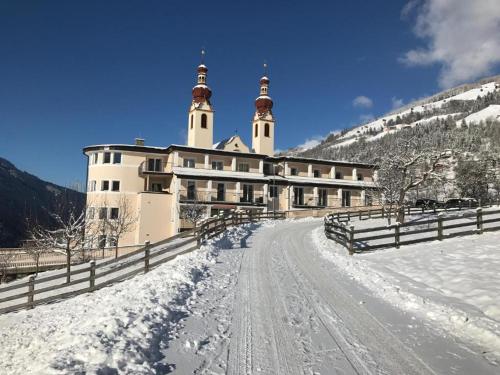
1,0,499,187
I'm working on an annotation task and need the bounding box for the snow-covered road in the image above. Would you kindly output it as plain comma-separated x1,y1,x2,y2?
1,219,498,374
165,219,498,374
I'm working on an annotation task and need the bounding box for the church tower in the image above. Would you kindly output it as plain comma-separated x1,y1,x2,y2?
187,53,214,149
252,70,275,156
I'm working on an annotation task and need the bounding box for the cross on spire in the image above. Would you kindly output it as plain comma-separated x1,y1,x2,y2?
200,48,206,64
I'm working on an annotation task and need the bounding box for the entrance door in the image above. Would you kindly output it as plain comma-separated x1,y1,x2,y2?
242,184,254,203
293,187,304,206
342,190,351,207
216,183,225,201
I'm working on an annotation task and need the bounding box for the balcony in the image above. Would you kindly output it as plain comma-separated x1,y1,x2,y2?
140,160,171,174
178,189,265,206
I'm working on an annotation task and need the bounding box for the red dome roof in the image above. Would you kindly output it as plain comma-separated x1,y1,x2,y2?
192,85,212,103
255,96,273,114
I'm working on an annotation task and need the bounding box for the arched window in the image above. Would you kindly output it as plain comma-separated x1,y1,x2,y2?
190,114,193,129
201,114,207,129
254,123,258,137
264,123,270,137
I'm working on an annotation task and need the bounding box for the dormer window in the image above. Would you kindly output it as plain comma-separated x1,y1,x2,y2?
313,170,320,178
335,171,343,179
291,168,298,176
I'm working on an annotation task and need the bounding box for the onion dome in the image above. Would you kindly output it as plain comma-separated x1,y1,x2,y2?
255,75,273,114
192,64,212,104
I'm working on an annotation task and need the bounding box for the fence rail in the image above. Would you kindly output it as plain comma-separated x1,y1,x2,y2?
0,211,285,314
325,204,500,255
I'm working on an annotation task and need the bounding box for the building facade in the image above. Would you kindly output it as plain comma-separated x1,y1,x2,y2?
83,63,376,247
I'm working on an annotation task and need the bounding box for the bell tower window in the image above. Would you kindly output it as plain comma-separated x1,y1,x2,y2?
190,114,193,129
201,114,207,129
255,124,258,137
264,123,270,137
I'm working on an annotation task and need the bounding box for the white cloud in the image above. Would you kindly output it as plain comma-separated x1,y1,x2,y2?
400,0,500,88
401,0,420,19
352,96,373,108
297,136,323,151
391,97,404,109
359,114,374,123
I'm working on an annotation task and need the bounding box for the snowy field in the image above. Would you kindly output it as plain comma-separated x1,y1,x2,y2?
315,226,500,363
1,219,499,374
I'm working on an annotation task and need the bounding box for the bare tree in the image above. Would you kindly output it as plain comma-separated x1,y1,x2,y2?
179,201,207,230
32,204,86,283
375,137,451,223
0,251,13,284
24,220,53,275
106,195,138,258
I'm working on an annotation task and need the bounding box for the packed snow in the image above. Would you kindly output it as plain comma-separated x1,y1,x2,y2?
1,219,498,374
315,224,500,364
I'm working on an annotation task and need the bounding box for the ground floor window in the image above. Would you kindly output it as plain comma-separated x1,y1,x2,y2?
216,183,225,201
293,187,304,206
242,184,254,202
318,188,327,206
342,190,351,207
187,181,196,200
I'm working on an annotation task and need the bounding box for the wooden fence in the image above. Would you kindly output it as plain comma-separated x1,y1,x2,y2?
325,205,500,255
0,211,285,314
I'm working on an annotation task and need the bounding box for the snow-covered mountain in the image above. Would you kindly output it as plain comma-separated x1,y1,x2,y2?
290,75,500,157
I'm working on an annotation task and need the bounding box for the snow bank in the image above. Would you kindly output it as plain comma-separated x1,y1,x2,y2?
313,228,500,363
0,224,256,375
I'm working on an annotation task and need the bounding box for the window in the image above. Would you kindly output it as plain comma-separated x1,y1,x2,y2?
88,180,96,192
87,207,95,219
238,163,249,172
313,170,320,178
293,187,304,206
113,152,121,164
335,171,343,179
212,161,223,170
183,158,195,168
242,184,254,203
90,153,98,165
108,237,117,247
99,207,107,220
190,114,193,129
103,152,111,164
342,190,351,207
98,235,107,249
101,180,109,191
318,189,328,207
110,207,119,219
357,174,363,181
269,185,278,198
290,168,298,176
201,113,207,128
216,183,225,201
254,123,258,137
147,158,162,172
187,181,196,200
111,181,120,191
151,183,162,192
264,123,270,137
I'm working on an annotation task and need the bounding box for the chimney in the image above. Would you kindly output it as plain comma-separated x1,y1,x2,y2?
135,138,145,146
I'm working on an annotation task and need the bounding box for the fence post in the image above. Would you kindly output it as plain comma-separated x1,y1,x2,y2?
407,206,410,215
348,225,355,255
89,260,96,291
476,208,483,234
437,213,443,241
395,223,400,249
27,275,35,309
336,212,340,221
144,240,151,273
347,212,351,221
458,200,462,211
359,210,362,220
381,207,385,218
368,209,372,219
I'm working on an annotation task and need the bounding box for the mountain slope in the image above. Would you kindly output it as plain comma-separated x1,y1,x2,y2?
0,157,85,247
294,75,500,161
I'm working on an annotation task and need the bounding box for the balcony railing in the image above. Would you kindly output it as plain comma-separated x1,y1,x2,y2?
178,189,265,206
140,161,169,174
